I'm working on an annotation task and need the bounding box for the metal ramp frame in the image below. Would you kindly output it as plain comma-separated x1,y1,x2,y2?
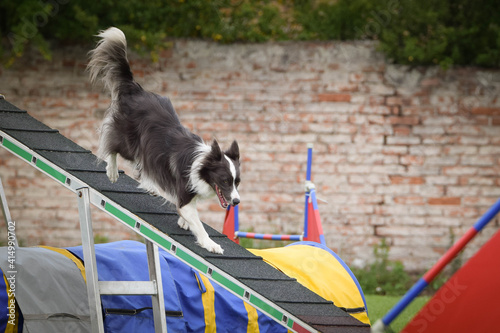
0,98,370,332
76,186,167,332
2,176,169,332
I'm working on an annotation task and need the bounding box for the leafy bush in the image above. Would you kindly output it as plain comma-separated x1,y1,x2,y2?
377,0,500,68
1,0,499,68
351,238,411,296
294,0,500,68
0,0,295,64
293,0,386,40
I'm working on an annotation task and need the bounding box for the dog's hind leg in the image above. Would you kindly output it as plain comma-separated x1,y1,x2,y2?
178,201,224,254
106,153,119,183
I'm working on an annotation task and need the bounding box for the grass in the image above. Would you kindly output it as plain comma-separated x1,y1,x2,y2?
365,294,430,332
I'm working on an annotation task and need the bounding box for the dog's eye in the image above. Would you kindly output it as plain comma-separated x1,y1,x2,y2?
224,179,230,185
235,178,240,187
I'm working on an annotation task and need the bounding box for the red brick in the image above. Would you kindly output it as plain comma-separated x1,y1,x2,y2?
471,107,500,115
62,59,76,67
388,116,419,125
349,72,364,82
390,176,425,185
400,155,425,165
260,194,294,203
386,96,402,105
369,96,387,106
393,126,411,136
317,93,351,102
394,196,425,205
132,69,144,77
428,197,461,205
420,78,441,86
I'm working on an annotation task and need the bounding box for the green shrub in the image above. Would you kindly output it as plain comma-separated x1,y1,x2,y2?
377,0,500,68
0,0,294,64
1,0,499,68
93,234,110,244
428,228,464,293
293,0,386,40
352,238,411,296
295,0,500,68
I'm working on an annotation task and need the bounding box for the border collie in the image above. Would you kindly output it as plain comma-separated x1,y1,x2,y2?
87,27,240,254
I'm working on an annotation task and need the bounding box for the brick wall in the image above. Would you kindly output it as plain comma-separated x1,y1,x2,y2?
1,40,499,271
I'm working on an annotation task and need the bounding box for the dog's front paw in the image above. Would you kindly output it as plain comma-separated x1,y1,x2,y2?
106,165,119,183
198,237,224,254
177,217,190,231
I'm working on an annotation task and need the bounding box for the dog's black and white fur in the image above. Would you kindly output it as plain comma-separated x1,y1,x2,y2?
88,27,240,254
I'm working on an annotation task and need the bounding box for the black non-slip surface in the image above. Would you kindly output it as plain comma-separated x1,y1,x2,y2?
0,99,370,332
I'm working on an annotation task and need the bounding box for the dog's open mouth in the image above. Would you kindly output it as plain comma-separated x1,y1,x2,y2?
215,185,228,209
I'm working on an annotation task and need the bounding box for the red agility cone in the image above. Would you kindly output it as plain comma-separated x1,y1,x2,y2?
223,206,239,244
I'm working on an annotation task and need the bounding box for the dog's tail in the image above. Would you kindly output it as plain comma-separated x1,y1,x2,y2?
87,27,134,99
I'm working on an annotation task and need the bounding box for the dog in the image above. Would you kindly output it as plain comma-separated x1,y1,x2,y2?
87,27,240,254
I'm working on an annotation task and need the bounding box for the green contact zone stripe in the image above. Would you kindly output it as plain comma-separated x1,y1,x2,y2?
140,225,172,250
138,226,302,331
2,138,32,162
36,159,66,184
176,248,208,273
211,270,245,297
105,202,136,227
249,294,283,322
0,134,311,332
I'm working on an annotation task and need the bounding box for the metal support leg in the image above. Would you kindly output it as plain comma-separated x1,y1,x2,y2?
77,187,105,333
77,187,166,332
146,239,168,332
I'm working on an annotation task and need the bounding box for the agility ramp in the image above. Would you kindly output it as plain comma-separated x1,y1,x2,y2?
0,98,369,332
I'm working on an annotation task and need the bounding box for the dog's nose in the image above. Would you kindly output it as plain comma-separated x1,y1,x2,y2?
232,198,240,206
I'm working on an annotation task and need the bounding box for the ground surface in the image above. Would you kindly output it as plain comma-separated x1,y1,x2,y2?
365,295,430,332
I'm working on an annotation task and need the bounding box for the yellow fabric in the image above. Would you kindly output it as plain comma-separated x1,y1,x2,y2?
249,245,370,325
243,301,259,333
4,274,19,333
199,274,217,333
39,246,86,283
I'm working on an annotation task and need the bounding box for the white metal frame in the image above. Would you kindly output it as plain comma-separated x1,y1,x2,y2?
77,187,167,333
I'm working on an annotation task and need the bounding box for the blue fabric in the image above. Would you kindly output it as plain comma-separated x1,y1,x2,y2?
159,248,287,332
0,271,23,333
0,273,9,333
257,309,288,333
157,248,207,332
66,240,290,332
67,241,186,333
0,240,296,332
214,287,248,331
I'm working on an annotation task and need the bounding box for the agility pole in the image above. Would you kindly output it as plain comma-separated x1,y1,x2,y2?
229,143,325,244
372,197,500,333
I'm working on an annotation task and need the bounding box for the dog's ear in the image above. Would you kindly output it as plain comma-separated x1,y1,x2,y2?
225,140,240,161
210,139,223,161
